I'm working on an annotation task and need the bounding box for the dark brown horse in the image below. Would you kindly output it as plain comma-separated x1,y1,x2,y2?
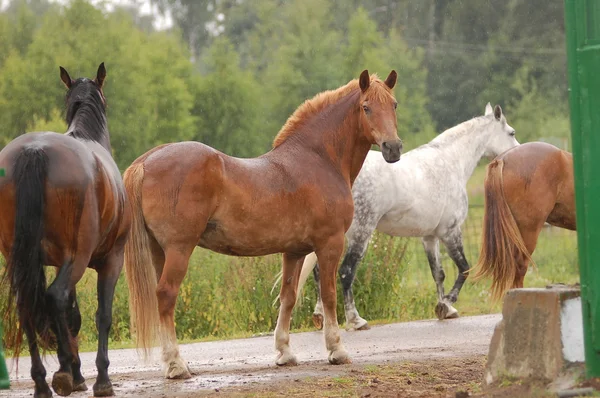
124,70,402,378
0,64,130,398
470,141,575,301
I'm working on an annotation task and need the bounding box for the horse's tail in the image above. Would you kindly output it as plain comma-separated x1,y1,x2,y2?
470,158,534,302
123,161,159,360
2,147,52,357
270,252,318,307
296,253,318,304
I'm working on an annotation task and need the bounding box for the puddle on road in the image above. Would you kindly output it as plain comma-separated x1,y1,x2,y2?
116,372,275,393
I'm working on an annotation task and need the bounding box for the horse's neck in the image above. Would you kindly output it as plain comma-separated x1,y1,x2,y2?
66,107,111,152
432,117,490,183
276,90,369,184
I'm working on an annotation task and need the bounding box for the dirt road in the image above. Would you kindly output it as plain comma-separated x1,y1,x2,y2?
2,314,501,397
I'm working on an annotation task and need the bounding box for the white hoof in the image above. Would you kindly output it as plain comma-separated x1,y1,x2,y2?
435,301,459,320
276,350,298,366
346,316,370,331
328,348,351,365
165,357,192,379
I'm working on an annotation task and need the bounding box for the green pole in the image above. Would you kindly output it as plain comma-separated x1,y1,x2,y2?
564,0,600,378
0,321,9,389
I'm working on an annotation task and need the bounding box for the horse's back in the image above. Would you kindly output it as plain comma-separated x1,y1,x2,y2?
135,140,354,256
0,132,97,187
495,142,575,230
355,149,458,237
0,131,129,263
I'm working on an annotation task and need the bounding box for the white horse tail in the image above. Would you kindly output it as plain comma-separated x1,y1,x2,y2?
271,252,318,306
295,252,318,304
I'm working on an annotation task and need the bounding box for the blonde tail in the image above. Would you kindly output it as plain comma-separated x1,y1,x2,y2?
470,159,534,302
123,161,159,360
271,252,318,306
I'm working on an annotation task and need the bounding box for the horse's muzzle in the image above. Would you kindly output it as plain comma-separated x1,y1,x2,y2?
381,140,402,163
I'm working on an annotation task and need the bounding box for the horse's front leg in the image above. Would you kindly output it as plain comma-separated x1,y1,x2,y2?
274,253,305,366
311,261,324,330
339,232,372,331
93,248,123,397
316,234,351,365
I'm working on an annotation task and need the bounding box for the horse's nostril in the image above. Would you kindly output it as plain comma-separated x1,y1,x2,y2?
382,142,391,150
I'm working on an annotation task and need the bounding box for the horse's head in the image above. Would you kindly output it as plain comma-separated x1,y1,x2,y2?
483,103,519,157
358,70,402,163
60,63,107,124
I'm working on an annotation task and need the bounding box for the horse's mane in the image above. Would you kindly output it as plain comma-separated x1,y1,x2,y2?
65,78,108,144
425,115,490,148
272,74,391,148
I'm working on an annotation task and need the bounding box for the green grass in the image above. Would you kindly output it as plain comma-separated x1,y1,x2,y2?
1,163,580,356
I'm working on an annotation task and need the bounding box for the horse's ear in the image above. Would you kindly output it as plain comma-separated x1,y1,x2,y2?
385,70,397,89
59,66,73,89
95,62,106,89
485,102,493,116
494,104,503,120
359,70,370,92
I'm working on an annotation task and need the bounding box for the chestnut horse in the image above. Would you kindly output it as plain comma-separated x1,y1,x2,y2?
0,64,130,398
470,141,575,301
124,70,402,379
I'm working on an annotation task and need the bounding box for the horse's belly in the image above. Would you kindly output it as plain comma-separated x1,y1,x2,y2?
376,213,436,237
197,220,312,257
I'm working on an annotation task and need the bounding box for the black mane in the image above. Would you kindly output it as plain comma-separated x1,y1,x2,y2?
65,78,109,149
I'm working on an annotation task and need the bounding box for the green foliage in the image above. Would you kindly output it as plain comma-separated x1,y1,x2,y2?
0,0,197,169
192,37,267,157
505,65,571,148
0,0,576,355
262,0,344,134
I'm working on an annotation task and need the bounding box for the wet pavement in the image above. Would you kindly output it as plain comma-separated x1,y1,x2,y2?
1,313,501,397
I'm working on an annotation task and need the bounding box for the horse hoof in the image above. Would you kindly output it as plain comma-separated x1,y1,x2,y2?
312,313,324,330
435,302,459,320
73,380,88,392
51,371,73,396
356,322,371,331
347,318,370,331
328,349,352,365
276,351,298,366
165,361,192,379
34,387,53,398
92,381,114,397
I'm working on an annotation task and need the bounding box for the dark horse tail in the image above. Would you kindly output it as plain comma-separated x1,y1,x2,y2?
2,147,53,357
470,158,534,303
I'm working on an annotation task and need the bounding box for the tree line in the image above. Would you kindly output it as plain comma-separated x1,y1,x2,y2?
0,0,570,170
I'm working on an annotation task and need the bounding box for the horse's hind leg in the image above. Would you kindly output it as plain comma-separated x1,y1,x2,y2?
92,246,124,397
47,262,77,396
275,253,305,366
22,318,52,398
157,245,195,379
439,228,470,319
67,288,88,392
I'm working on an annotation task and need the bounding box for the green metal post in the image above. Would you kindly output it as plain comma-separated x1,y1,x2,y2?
0,321,9,389
565,0,600,378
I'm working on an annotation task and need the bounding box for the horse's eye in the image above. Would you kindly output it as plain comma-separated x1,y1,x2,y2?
509,130,516,137
362,105,370,113
393,102,398,110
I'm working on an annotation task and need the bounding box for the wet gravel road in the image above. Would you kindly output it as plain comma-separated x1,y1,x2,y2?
2,313,501,397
